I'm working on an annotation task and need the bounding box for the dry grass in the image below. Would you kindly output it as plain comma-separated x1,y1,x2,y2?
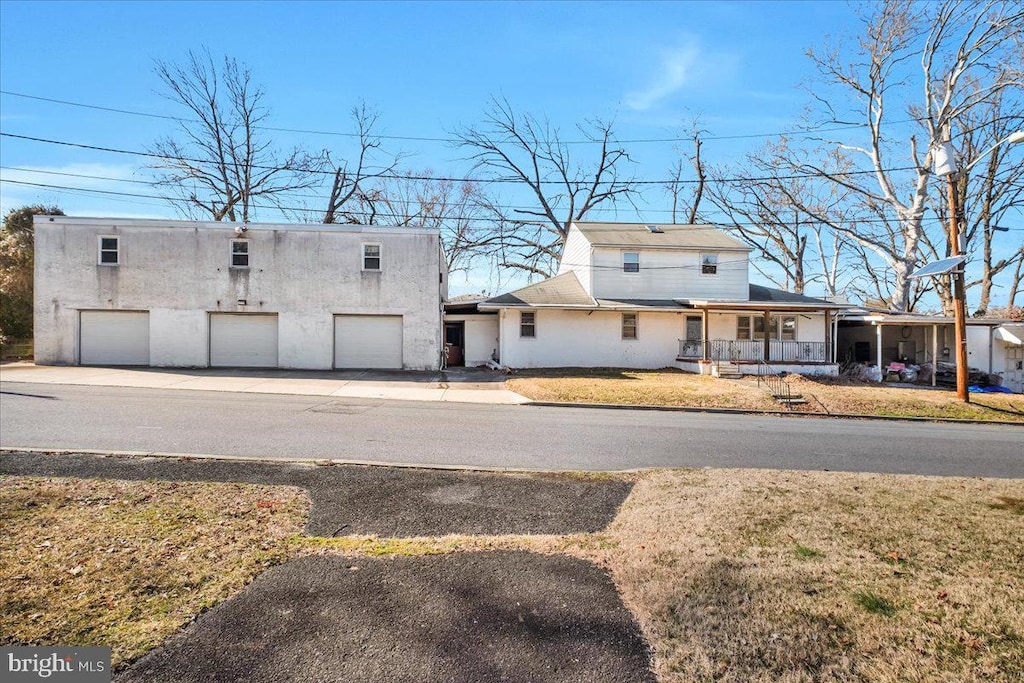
584,469,1024,682
508,368,777,410
0,476,307,667
788,376,1024,422
4,470,1023,681
507,368,1024,422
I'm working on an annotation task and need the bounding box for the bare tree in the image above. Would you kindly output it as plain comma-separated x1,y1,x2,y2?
799,0,1023,311
321,104,405,225
664,128,707,224
453,97,639,277
149,50,317,221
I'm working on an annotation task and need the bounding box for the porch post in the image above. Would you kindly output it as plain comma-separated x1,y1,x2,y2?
701,308,709,361
825,310,832,363
763,310,772,362
876,323,883,376
932,323,938,387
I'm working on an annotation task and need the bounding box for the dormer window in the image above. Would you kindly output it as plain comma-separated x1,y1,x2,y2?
623,252,640,273
700,253,718,275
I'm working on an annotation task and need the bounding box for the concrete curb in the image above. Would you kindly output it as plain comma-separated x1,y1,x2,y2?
523,400,1024,426
0,446,643,476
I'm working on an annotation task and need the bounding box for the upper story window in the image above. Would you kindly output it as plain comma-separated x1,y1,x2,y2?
622,252,640,273
98,236,119,266
520,311,536,338
230,239,250,268
362,243,381,271
622,312,638,340
700,253,718,275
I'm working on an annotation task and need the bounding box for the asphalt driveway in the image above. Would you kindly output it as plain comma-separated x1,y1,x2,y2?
117,553,655,683
0,451,631,537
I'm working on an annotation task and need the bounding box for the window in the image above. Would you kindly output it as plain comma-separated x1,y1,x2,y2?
230,239,249,268
700,253,718,275
737,316,751,340
781,316,796,341
622,313,638,340
622,252,640,273
362,243,381,271
520,311,536,338
98,236,119,265
737,315,790,340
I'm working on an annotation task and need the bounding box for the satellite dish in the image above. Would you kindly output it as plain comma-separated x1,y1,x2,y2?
908,255,966,279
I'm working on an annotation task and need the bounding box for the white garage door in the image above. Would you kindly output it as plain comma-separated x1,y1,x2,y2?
334,315,403,369
80,311,150,366
209,314,278,367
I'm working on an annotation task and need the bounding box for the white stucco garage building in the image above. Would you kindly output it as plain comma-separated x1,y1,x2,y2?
34,216,446,370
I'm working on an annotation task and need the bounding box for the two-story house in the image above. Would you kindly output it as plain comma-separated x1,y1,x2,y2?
33,216,447,370
474,221,844,376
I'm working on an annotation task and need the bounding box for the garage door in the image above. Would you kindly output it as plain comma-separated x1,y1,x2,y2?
80,311,150,365
334,315,403,369
209,314,278,367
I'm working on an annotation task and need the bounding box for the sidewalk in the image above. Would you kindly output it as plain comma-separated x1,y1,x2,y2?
0,362,531,405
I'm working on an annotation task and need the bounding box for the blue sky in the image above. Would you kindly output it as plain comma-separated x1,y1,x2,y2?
4,0,1015,303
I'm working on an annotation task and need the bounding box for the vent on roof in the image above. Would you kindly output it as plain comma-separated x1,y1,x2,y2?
646,224,663,233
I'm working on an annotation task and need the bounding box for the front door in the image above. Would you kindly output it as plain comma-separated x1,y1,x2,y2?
445,322,465,367
685,316,703,341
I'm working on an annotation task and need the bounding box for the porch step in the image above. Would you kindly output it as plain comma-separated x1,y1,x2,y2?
775,395,807,406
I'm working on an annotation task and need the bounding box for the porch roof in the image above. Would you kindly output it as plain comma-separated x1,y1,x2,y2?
838,312,1009,326
677,285,846,311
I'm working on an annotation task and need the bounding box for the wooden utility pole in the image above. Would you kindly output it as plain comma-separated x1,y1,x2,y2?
944,123,970,403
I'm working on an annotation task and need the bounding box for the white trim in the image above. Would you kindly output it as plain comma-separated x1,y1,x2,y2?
40,215,440,236
520,310,537,339
97,235,119,266
622,312,639,340
362,242,382,271
699,252,718,276
622,250,640,274
229,239,250,269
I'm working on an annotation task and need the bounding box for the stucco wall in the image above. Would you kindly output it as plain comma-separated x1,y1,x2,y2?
34,217,443,370
444,313,499,366
498,308,687,369
590,247,748,300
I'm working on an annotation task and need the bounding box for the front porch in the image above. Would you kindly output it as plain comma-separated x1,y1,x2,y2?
676,339,838,377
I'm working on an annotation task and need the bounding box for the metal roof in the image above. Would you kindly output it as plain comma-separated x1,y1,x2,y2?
572,222,751,251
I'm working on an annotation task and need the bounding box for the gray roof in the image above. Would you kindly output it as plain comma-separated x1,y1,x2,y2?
483,272,595,307
573,221,751,251
748,284,833,305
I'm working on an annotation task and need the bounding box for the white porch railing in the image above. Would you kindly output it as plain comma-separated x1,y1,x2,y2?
678,339,829,363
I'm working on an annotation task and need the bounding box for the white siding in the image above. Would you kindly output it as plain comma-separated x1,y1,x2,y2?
556,226,593,294
499,309,685,369
590,247,748,300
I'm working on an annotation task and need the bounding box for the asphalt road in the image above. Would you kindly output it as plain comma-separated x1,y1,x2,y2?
2,382,1022,477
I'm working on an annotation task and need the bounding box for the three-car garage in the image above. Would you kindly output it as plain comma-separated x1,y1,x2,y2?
76,311,407,370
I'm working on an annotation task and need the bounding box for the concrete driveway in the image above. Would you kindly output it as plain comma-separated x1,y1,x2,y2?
0,362,529,404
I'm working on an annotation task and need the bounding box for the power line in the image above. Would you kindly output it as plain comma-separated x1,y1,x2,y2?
8,177,1020,232
0,131,922,186
0,89,925,145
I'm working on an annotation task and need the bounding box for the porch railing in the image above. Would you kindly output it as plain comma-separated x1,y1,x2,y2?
678,339,829,363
